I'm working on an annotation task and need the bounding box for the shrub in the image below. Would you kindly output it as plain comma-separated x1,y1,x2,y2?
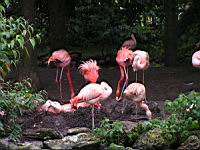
0,78,46,142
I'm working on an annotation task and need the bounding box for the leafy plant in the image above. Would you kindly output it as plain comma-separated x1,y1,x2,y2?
165,91,200,121
0,0,41,80
0,78,46,142
94,118,127,146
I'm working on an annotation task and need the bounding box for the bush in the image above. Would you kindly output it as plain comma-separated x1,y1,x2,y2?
95,91,200,148
0,78,46,142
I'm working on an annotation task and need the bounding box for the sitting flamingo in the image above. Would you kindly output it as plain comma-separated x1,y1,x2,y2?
38,100,76,114
70,81,112,129
123,82,152,120
48,49,75,100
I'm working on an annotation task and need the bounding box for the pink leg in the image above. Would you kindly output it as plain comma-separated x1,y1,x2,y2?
59,67,64,82
138,101,152,120
120,67,128,99
70,96,81,108
92,104,95,130
66,66,75,98
58,67,64,100
116,66,125,100
55,67,59,83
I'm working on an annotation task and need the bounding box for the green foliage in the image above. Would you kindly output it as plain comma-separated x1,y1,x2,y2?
94,118,126,146
95,91,200,148
0,78,46,142
0,0,41,80
165,91,200,121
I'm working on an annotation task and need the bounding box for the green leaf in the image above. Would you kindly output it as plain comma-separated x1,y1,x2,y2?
30,38,36,48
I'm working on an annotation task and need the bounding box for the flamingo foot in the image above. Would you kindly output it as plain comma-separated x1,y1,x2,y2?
116,97,122,101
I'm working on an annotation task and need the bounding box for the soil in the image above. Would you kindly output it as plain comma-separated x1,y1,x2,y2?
7,65,200,139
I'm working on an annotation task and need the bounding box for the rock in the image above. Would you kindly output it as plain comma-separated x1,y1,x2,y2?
67,127,91,135
0,140,43,150
23,128,63,140
108,143,125,150
44,132,101,149
177,135,200,150
103,99,161,121
133,128,175,150
121,121,138,133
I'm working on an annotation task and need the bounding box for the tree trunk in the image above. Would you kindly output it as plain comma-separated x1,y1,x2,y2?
18,0,41,90
164,0,178,66
47,0,67,51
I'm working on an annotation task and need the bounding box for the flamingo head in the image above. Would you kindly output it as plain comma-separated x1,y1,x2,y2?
47,55,55,65
79,59,100,83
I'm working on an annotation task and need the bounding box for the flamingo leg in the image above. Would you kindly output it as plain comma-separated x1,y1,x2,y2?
92,104,95,130
59,80,63,101
142,70,144,84
116,65,125,100
135,102,138,121
121,100,127,114
59,67,64,82
58,67,64,101
56,67,59,82
66,66,75,98
135,71,138,82
139,101,152,120
70,96,81,108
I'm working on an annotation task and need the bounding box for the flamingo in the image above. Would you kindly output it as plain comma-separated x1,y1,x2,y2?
38,100,76,114
47,49,75,100
121,33,137,50
192,51,200,68
70,81,112,129
78,59,100,83
116,47,134,100
123,82,152,120
132,50,150,83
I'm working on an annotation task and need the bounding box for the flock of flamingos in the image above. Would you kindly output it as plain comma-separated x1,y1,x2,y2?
38,34,200,129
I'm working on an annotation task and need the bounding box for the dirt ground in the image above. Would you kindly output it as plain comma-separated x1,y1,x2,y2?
9,65,200,138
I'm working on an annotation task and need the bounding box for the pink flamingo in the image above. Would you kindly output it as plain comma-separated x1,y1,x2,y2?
78,59,100,83
132,50,150,83
70,81,112,129
121,33,137,49
116,47,134,100
48,49,75,99
123,82,152,120
38,100,76,114
192,51,200,68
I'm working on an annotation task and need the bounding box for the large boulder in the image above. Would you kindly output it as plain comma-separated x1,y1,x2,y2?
177,135,200,150
0,139,43,150
133,128,175,150
23,128,63,140
44,132,101,149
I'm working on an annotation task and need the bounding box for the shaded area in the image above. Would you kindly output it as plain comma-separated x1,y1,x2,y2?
7,66,200,139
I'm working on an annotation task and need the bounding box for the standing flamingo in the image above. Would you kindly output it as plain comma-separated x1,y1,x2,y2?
132,50,150,83
116,47,134,100
70,81,112,129
48,49,75,99
78,59,100,83
123,82,152,120
121,33,137,50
